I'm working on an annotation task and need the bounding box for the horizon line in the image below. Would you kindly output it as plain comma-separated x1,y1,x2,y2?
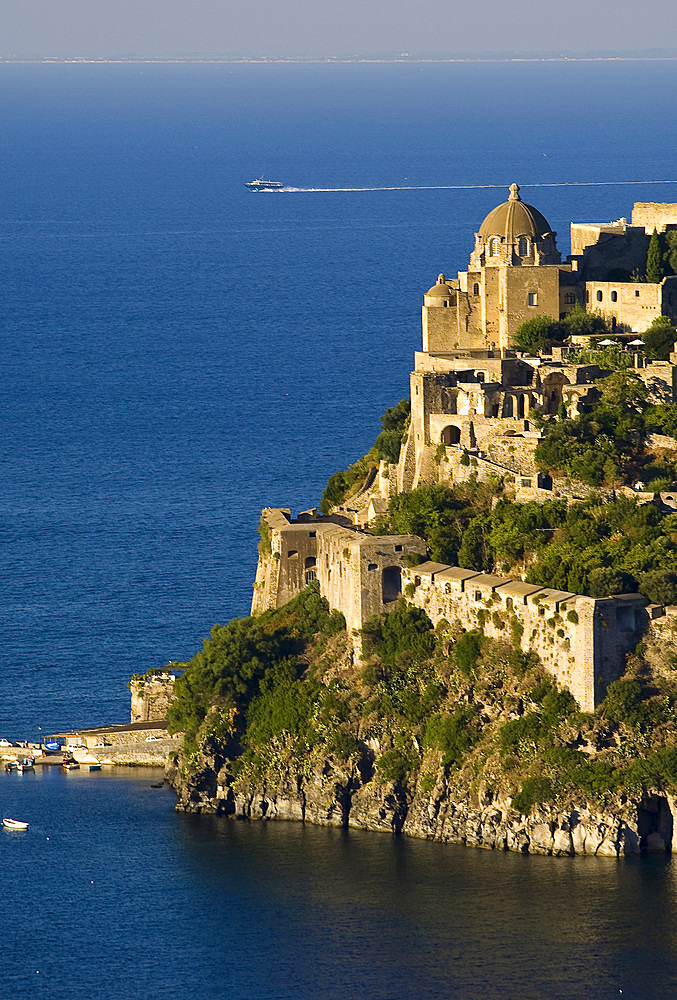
3,54,677,66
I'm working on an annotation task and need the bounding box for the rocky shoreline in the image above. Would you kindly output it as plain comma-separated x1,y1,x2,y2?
166,747,676,857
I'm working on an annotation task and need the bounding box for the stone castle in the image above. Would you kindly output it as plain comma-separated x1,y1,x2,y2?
252,188,677,712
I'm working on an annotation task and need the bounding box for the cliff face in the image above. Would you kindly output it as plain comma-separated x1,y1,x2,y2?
165,583,677,860
166,746,675,857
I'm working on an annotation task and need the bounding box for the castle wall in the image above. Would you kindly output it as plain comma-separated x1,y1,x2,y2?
251,508,340,616
317,528,427,636
632,203,677,234
402,563,646,711
571,223,648,279
250,509,427,637
498,265,564,347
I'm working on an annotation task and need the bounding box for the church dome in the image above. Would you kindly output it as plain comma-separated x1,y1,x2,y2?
479,183,553,242
470,183,560,267
425,273,454,298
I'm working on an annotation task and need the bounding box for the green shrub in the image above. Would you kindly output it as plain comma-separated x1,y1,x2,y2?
375,748,418,785
512,776,554,814
499,712,542,756
422,705,480,767
361,603,435,669
452,630,484,675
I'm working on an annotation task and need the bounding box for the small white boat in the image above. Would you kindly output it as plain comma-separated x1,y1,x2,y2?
63,762,80,771
3,818,29,830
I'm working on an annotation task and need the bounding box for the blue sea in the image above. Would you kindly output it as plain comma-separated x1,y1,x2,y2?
3,60,677,997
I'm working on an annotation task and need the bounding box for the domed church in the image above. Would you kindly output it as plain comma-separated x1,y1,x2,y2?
396,185,677,494
422,183,578,355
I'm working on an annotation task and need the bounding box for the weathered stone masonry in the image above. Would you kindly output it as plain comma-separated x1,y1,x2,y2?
251,509,651,711
402,561,648,712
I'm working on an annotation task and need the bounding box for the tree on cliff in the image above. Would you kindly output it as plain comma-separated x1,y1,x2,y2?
375,398,410,465
646,227,664,284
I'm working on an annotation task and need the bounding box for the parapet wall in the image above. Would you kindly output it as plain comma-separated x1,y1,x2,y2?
402,562,647,711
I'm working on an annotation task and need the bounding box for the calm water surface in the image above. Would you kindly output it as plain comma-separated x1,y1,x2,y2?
2,61,677,996
3,767,677,999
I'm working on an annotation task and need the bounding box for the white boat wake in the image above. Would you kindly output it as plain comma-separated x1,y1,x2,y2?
277,180,677,193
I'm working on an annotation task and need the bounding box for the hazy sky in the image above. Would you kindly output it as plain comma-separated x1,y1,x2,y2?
4,0,677,58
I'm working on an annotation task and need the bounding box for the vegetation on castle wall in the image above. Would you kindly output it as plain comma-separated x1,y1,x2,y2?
643,315,676,361
535,370,648,487
646,228,663,284
374,398,410,465
372,474,677,599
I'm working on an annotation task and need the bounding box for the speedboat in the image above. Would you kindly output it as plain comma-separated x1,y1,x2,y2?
3,818,29,830
244,177,284,192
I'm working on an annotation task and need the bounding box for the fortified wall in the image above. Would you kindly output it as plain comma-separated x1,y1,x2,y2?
250,511,651,711
251,507,426,635
402,562,649,712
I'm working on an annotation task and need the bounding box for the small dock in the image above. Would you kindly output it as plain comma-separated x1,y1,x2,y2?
2,720,183,769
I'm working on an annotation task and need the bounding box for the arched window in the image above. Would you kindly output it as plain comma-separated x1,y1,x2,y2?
489,237,500,256
473,282,480,295
596,290,603,302
518,237,528,256
611,290,618,302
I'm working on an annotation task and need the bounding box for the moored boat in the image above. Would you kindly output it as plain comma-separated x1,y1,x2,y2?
63,762,80,771
89,764,101,771
17,758,35,772
3,818,29,830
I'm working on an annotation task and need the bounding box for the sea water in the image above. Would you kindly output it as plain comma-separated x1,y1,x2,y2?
2,61,677,997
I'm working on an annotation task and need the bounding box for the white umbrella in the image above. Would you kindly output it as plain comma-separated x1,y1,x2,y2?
597,339,617,346
628,338,645,346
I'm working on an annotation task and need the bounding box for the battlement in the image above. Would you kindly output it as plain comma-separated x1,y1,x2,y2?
402,561,648,711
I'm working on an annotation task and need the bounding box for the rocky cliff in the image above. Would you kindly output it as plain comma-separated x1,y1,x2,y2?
164,584,677,859
167,741,675,857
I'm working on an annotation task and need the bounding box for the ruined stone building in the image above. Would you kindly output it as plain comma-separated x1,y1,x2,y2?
250,507,652,712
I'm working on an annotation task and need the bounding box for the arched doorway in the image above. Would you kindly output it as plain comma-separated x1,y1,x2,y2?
440,425,461,446
382,566,402,603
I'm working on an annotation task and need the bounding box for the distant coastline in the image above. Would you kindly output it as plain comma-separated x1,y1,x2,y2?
3,55,677,65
